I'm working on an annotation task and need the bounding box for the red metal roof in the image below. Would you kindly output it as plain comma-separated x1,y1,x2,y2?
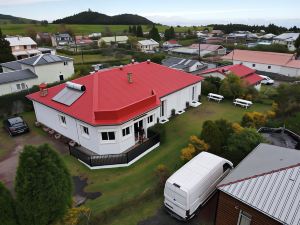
167,39,178,44
222,50,300,69
200,64,263,86
27,62,203,126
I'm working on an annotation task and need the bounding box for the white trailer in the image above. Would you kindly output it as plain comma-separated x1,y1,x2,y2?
164,152,233,220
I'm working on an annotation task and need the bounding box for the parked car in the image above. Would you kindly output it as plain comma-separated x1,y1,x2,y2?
259,75,274,85
3,116,30,136
164,152,233,220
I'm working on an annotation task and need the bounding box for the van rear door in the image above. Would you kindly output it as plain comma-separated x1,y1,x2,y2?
164,182,188,219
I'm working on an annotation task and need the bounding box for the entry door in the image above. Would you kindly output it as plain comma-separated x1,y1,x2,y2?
59,74,64,81
134,120,144,142
192,86,196,101
160,100,166,117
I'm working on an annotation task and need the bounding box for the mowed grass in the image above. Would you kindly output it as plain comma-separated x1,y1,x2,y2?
1,24,209,36
69,54,132,64
59,98,271,224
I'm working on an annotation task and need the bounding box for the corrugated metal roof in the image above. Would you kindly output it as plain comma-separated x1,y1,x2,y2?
138,39,159,46
0,69,37,85
162,57,206,71
1,61,22,70
19,54,72,66
5,37,37,46
219,144,300,225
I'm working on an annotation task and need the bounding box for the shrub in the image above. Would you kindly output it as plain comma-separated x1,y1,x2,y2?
232,122,244,134
155,164,170,190
171,109,176,116
0,182,18,225
180,144,196,162
15,144,72,225
241,112,268,128
148,123,166,144
200,120,223,155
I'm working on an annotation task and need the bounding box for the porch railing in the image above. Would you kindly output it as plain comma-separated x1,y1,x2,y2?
69,132,160,167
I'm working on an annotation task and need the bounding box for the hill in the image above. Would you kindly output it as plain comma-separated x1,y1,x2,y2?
53,10,153,25
0,14,39,24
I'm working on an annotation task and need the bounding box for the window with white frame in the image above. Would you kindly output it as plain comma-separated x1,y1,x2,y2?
122,126,131,137
147,115,154,124
81,125,89,136
59,115,66,126
101,131,115,141
64,61,68,66
237,211,252,225
16,83,26,91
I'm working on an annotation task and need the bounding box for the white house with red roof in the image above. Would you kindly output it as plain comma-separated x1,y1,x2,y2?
27,61,203,168
222,50,300,77
200,64,263,90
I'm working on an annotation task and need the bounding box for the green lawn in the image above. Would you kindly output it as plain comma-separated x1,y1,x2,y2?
69,54,131,64
1,24,209,36
58,98,271,224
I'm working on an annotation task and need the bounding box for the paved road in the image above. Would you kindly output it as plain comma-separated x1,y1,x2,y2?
138,193,218,225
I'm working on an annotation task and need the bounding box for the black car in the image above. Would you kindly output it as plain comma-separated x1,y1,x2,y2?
3,116,30,136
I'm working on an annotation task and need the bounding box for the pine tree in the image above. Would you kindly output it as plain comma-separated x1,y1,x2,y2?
0,182,18,225
149,25,161,42
132,25,137,35
169,26,175,39
0,28,15,63
164,28,170,41
128,26,132,34
200,120,223,155
15,144,72,225
136,25,144,37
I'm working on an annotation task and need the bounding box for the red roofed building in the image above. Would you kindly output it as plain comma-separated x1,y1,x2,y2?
27,61,203,168
200,64,263,90
222,50,300,77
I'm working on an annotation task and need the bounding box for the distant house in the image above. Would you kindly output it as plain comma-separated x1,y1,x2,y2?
137,39,159,52
169,44,226,57
162,57,207,73
36,32,52,45
204,37,224,44
216,143,300,225
273,33,300,51
88,33,102,39
98,36,128,47
54,33,73,46
75,35,94,46
210,30,224,36
200,64,263,90
226,31,258,42
162,40,181,49
222,50,300,77
0,54,74,96
259,33,276,41
5,36,41,60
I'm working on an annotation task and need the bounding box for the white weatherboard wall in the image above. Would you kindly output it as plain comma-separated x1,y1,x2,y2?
0,78,37,96
233,60,300,77
34,61,74,84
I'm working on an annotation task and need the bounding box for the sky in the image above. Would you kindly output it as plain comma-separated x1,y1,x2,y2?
0,0,300,27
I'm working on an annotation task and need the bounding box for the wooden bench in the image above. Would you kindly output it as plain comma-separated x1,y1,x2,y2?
233,98,253,109
207,93,224,103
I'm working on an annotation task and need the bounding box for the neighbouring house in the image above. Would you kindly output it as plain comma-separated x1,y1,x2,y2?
259,33,276,41
162,40,182,49
5,36,41,60
210,30,224,37
162,57,208,73
27,61,203,169
0,54,74,96
137,39,159,52
216,143,300,225
222,50,300,77
200,64,263,90
197,31,209,38
38,47,56,55
273,33,300,51
54,33,74,46
98,36,128,47
36,32,52,45
169,44,226,57
75,35,94,46
226,31,258,42
189,44,227,56
204,37,224,44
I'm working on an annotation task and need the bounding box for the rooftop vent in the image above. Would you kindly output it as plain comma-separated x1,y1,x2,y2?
147,59,151,64
119,65,124,70
131,59,135,64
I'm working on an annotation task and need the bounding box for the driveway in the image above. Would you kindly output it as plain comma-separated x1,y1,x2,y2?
0,130,69,191
138,193,218,225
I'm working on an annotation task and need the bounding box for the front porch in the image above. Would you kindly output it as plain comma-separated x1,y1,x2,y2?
69,131,160,168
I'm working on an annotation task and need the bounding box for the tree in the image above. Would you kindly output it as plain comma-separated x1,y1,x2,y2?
26,26,37,40
181,144,196,162
15,144,72,225
149,25,161,42
164,26,175,41
128,26,132,33
189,135,209,154
295,35,300,57
200,120,223,155
0,28,15,64
41,20,48,26
136,25,144,37
215,119,234,147
227,128,264,165
219,73,245,99
0,182,18,225
155,164,170,190
132,25,137,35
241,112,268,128
127,36,138,49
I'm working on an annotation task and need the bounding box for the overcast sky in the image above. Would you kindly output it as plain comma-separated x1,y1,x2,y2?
0,0,300,27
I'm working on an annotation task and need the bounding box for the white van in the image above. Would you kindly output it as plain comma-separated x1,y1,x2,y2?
164,152,233,220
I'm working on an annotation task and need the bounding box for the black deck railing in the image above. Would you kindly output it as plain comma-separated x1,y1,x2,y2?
69,133,160,167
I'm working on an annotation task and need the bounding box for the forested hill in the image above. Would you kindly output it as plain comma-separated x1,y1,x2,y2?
0,14,39,24
53,11,154,25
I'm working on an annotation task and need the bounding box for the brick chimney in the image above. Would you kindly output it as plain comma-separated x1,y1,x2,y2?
39,83,48,97
127,72,133,84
